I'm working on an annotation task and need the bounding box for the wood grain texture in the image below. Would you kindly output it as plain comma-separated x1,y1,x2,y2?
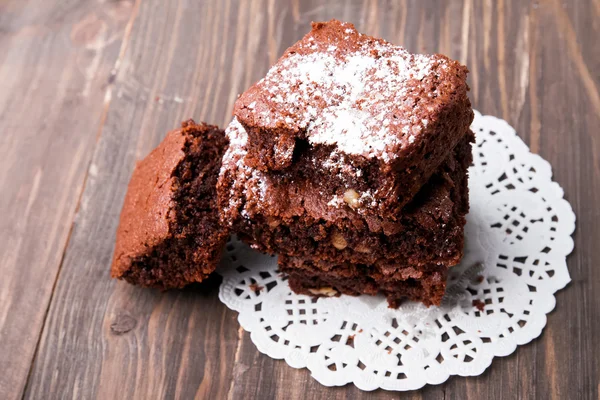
0,0,134,398
23,0,254,398
8,0,599,399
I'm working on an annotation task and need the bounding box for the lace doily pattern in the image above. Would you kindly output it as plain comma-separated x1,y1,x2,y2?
217,111,576,391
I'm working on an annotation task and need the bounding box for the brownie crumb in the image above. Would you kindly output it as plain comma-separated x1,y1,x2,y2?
472,299,485,311
249,283,264,293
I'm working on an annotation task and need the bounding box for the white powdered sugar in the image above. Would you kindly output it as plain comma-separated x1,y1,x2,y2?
219,118,253,220
359,190,376,207
252,23,446,161
326,195,344,208
321,150,364,179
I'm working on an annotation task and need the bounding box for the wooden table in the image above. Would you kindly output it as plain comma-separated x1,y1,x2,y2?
1,0,598,398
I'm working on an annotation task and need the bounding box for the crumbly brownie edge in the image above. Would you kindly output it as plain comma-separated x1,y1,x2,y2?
111,121,229,289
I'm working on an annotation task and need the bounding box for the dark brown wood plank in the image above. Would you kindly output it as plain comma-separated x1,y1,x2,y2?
23,0,261,398
0,1,134,398
23,0,599,399
530,1,600,398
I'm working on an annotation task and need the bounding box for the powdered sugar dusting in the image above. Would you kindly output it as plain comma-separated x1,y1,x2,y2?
321,150,364,179
219,118,252,222
327,195,344,207
220,117,248,172
249,22,446,161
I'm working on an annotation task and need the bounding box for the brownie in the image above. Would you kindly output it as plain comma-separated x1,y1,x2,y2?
111,120,229,289
233,20,473,216
280,256,448,307
218,118,473,270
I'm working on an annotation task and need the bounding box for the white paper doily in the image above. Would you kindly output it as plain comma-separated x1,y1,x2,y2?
217,111,576,391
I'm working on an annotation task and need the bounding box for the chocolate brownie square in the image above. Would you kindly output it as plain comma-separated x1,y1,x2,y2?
280,256,448,307
111,121,229,289
218,119,473,271
234,20,473,216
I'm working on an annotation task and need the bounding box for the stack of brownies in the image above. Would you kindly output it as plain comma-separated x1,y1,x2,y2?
217,20,474,307
110,20,474,308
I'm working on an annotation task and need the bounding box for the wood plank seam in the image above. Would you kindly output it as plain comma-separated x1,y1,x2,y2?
20,217,78,400
20,0,143,396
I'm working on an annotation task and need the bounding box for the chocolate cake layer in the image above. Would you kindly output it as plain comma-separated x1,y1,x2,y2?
281,256,448,307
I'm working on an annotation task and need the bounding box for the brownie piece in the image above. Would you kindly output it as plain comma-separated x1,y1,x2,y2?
218,118,473,270
111,121,229,289
280,256,448,307
234,20,473,216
